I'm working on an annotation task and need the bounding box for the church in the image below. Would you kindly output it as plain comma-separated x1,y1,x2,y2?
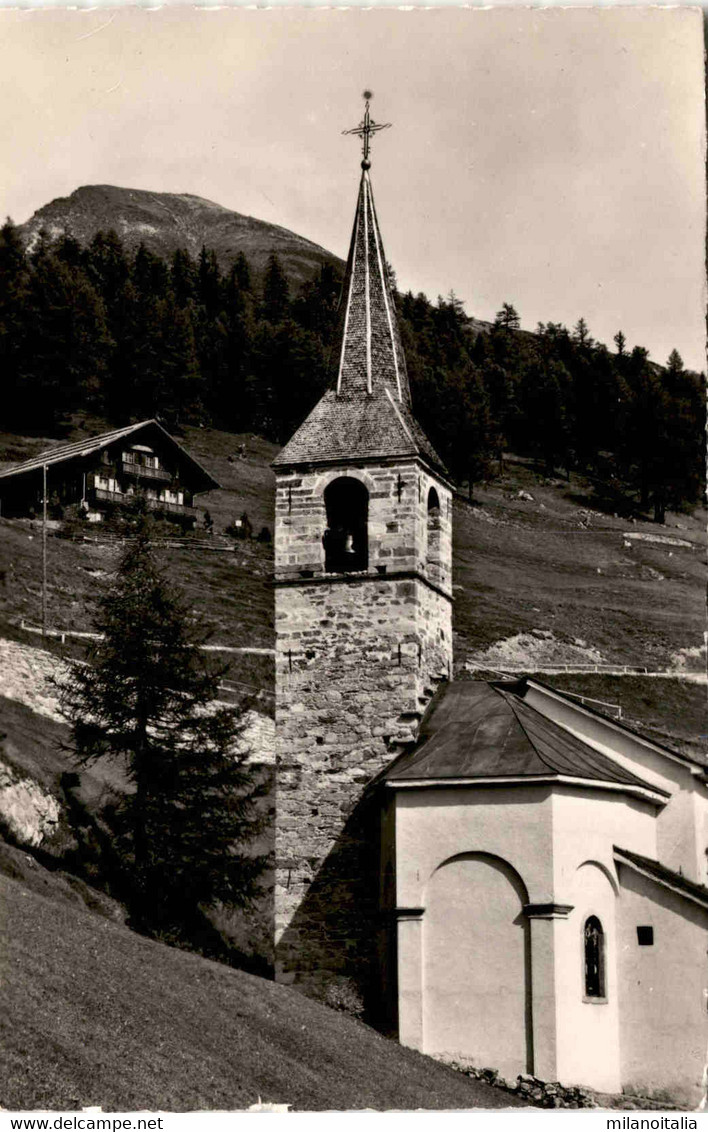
270,99,708,1106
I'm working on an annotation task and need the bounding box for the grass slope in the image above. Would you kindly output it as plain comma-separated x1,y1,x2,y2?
452,458,705,668
0,845,521,1112
0,426,277,697
0,424,704,737
535,674,707,761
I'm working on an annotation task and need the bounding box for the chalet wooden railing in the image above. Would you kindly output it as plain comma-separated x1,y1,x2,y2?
150,498,196,518
92,487,195,518
121,461,172,483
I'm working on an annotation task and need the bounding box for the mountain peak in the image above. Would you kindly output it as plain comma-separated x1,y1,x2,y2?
18,184,342,287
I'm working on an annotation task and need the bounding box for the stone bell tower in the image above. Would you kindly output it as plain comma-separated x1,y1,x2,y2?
272,96,453,1009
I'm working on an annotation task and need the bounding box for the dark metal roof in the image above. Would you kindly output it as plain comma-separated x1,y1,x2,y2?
614,846,708,910
383,681,667,800
0,420,220,493
273,171,445,476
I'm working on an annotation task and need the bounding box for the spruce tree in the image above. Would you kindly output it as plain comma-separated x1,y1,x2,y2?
233,251,252,293
23,246,112,428
494,302,520,331
262,253,290,323
59,505,266,943
0,219,30,428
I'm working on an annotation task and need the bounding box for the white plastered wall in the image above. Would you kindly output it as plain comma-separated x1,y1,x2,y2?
392,785,553,1072
522,683,708,883
391,781,664,1089
555,861,621,1092
617,864,708,1107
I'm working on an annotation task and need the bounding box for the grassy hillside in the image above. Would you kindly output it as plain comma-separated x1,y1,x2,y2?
1,424,704,728
0,842,522,1112
452,457,705,667
536,674,707,760
0,425,277,702
0,421,704,1110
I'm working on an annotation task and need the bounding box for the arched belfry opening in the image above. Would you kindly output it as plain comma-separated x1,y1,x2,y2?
323,477,369,573
426,487,441,567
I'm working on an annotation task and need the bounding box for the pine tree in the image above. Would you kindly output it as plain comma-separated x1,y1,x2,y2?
233,251,252,294
666,348,684,375
494,302,520,331
573,317,593,349
262,253,290,323
22,247,113,428
519,357,571,475
59,506,266,942
87,230,130,309
160,297,205,425
0,219,30,428
171,248,198,308
198,246,221,319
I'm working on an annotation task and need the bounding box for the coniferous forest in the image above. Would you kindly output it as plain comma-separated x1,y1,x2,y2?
0,219,704,523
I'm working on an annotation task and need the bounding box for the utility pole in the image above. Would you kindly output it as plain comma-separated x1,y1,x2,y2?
42,463,47,638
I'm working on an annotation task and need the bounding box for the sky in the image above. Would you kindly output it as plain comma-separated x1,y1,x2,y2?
0,6,705,370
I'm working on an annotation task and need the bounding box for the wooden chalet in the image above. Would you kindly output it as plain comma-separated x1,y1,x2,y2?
0,420,219,529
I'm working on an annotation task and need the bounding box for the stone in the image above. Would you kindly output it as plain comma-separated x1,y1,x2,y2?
0,762,61,848
274,459,453,1005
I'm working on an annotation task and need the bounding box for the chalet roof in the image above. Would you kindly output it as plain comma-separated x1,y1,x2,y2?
0,420,220,493
614,846,708,911
382,681,668,803
274,171,446,475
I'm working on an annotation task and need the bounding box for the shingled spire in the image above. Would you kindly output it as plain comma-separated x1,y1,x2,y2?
334,167,410,406
274,96,445,473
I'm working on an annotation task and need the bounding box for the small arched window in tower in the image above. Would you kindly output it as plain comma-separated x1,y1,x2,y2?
583,916,606,1000
426,487,441,569
323,477,369,573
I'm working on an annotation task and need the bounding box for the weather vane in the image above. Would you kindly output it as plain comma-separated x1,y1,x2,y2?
342,90,391,169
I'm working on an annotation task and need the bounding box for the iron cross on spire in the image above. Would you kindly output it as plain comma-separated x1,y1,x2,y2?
342,90,391,170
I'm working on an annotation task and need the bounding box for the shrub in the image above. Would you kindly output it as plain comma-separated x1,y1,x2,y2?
316,977,365,1020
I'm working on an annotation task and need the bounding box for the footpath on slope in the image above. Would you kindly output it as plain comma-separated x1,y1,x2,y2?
0,637,274,761
465,630,707,682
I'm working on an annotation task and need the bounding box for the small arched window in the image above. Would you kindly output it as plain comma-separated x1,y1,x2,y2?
426,487,441,565
584,916,605,999
323,477,368,573
427,487,441,526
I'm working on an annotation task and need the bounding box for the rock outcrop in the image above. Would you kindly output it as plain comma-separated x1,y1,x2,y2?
0,761,60,847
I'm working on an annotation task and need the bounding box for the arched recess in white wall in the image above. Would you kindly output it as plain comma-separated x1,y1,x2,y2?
577,857,620,896
422,852,532,1077
556,860,621,1093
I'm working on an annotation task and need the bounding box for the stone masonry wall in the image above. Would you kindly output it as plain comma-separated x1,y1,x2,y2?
275,461,452,587
415,468,453,595
273,457,452,1009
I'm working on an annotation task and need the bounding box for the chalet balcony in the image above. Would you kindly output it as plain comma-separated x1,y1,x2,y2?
91,488,124,505
91,487,196,520
121,461,172,483
149,498,197,520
